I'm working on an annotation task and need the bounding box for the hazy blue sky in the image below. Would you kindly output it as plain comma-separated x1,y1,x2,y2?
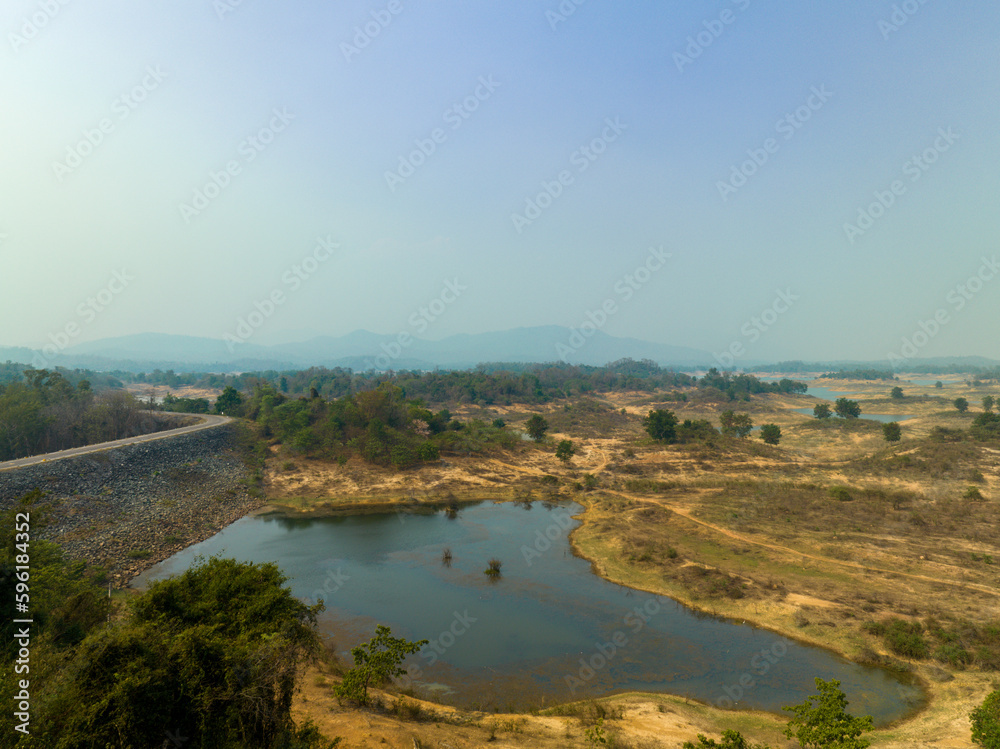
2,1,998,364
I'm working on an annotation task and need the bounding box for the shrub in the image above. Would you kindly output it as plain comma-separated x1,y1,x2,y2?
759,423,781,445
972,412,1000,441
829,486,853,502
676,419,719,443
867,618,929,659
336,625,428,705
783,678,873,749
485,558,503,578
882,421,902,442
644,408,678,442
934,643,973,668
970,690,1000,748
555,439,575,462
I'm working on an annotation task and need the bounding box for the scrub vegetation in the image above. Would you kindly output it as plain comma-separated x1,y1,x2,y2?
5,364,1000,747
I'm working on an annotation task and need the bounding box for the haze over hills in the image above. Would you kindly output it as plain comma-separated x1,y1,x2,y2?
0,328,715,373
2,329,998,375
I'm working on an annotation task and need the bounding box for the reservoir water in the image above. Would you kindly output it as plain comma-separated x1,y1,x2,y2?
133,501,922,722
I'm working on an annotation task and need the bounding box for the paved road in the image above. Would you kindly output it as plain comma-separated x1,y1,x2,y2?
0,413,233,472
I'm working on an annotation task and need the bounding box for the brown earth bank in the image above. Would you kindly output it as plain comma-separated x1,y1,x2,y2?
262,380,1000,747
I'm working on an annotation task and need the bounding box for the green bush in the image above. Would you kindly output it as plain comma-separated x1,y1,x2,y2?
336,626,428,706
866,618,928,659
934,643,973,667
828,486,853,502
971,690,1000,748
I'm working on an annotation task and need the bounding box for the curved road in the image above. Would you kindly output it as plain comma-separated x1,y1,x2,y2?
0,413,232,473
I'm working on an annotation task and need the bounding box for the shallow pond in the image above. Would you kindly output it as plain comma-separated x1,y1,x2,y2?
133,502,922,721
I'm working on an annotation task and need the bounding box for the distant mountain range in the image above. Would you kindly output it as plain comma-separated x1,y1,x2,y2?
3,330,997,375
0,328,716,373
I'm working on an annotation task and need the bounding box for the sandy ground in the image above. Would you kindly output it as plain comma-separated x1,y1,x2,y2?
264,378,1000,747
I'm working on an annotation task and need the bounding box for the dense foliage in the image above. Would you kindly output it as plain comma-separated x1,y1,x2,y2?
127,361,804,406
971,412,1000,440
0,498,331,749
244,382,518,467
834,398,862,419
0,369,156,460
971,690,1000,748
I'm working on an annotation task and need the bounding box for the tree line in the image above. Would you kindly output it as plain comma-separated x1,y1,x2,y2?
0,369,157,461
132,361,806,406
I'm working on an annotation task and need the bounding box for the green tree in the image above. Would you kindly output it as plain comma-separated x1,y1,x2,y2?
955,397,969,413
972,412,1000,440
882,421,901,442
982,395,995,413
782,678,873,749
643,408,678,442
9,556,327,748
890,386,904,400
215,385,244,415
759,424,781,445
720,410,753,438
971,690,1000,748
683,729,771,748
525,414,549,442
335,625,428,705
813,403,832,419
555,439,575,462
834,398,861,419
935,380,943,388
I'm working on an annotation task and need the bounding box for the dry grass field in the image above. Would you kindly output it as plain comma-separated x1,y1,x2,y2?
260,376,1000,747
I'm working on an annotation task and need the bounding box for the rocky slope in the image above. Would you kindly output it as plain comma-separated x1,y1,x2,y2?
0,423,263,586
